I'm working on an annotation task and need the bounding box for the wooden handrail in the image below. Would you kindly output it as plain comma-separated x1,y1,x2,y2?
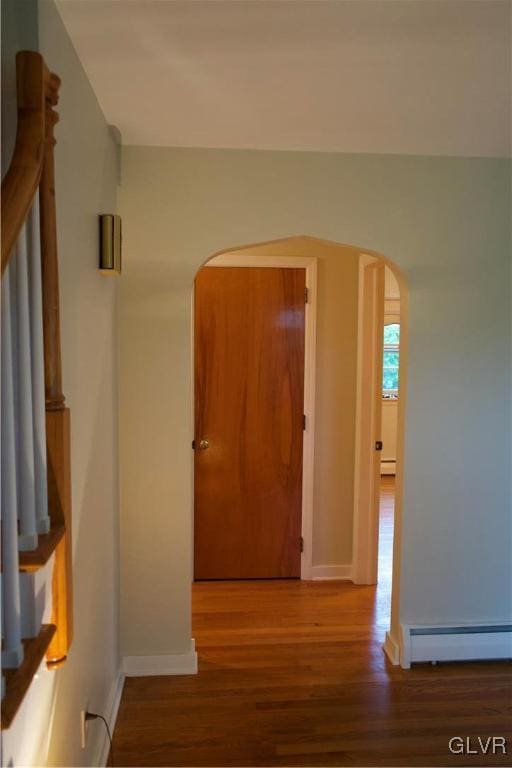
1,51,59,276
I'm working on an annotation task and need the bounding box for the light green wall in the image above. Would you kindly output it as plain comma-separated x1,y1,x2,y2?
41,2,120,763
119,145,511,657
1,2,120,765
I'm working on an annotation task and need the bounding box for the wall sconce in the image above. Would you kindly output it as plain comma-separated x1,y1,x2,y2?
99,214,122,275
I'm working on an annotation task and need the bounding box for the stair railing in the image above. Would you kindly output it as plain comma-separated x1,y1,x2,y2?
1,50,73,730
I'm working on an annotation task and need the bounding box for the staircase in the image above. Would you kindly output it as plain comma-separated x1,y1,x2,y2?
1,51,72,730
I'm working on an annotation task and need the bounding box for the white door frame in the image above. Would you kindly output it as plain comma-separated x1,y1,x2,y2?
352,255,385,585
206,253,318,580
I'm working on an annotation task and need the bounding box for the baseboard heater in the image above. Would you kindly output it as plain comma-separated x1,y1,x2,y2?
400,623,512,669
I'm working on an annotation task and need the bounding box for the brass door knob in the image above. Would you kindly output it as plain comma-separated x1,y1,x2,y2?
199,439,209,450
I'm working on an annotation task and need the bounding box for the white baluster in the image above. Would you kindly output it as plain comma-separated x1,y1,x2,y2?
1,273,24,668
13,219,38,551
28,200,50,535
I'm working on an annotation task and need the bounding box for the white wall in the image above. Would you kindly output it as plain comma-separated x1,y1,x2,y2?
119,145,511,658
1,2,121,765
381,400,398,470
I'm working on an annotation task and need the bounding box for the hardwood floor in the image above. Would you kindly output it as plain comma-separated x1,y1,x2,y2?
378,475,394,585
113,478,512,766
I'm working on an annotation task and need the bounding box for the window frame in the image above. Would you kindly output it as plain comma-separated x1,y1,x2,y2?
382,319,400,399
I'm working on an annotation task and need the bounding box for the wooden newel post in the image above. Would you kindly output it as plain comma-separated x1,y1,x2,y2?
40,72,64,412
39,69,74,667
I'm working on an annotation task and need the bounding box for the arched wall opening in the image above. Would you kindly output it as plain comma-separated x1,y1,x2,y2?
193,235,408,653
119,146,510,675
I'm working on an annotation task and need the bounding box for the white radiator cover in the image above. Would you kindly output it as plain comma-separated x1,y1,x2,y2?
400,623,512,669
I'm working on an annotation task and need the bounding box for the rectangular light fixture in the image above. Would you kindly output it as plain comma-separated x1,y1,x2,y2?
99,214,122,275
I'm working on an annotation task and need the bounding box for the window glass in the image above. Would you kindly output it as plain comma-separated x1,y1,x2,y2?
383,324,400,345
383,323,400,396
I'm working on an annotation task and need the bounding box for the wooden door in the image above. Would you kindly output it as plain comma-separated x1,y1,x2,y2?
194,266,305,579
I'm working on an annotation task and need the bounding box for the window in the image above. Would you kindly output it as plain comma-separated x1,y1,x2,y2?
383,323,400,398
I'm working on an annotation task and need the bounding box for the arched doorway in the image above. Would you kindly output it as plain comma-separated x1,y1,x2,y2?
192,235,408,658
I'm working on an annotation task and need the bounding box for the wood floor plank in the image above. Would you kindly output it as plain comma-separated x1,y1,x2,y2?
113,479,512,766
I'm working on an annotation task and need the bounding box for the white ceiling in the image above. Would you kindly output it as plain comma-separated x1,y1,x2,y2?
56,0,511,157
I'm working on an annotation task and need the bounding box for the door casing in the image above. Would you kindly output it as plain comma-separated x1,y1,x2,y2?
352,255,385,585
195,253,318,580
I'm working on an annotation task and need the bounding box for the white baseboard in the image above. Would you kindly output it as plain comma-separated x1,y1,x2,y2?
310,564,352,581
400,623,512,670
95,669,125,767
383,631,400,665
122,639,198,677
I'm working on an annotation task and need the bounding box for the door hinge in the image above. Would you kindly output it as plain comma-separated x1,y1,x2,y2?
375,440,383,451
192,439,196,450
303,414,306,431
304,287,309,303
300,536,304,553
